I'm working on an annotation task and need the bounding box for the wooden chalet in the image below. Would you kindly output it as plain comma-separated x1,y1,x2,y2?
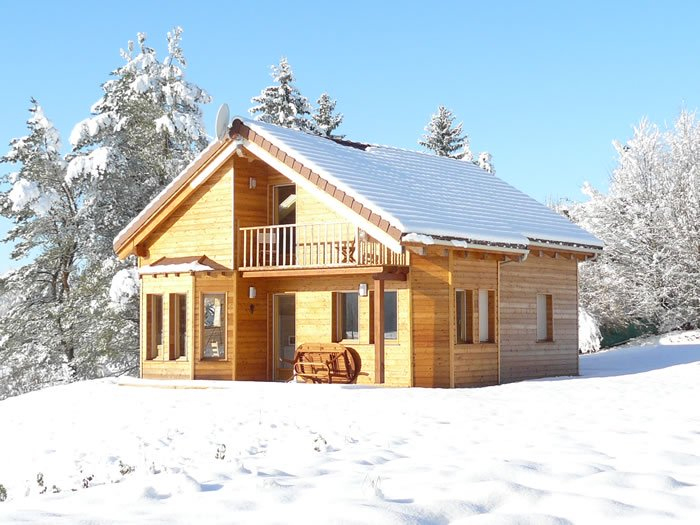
114,117,602,387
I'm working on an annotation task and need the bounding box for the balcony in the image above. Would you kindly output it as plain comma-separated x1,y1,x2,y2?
239,222,408,271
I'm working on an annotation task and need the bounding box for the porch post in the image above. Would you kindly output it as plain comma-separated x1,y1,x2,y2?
374,278,385,384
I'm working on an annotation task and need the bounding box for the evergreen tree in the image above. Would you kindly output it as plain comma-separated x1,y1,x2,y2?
65,28,210,384
477,151,495,174
0,29,210,398
0,101,80,398
419,106,467,158
311,93,344,138
250,57,312,131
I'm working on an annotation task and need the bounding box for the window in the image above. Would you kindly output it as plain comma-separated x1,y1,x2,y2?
202,293,226,359
537,293,553,342
146,294,163,360
334,292,359,341
479,289,496,343
369,290,399,342
169,294,187,360
455,290,474,344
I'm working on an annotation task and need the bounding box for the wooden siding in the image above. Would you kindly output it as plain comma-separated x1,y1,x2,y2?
296,185,346,225
193,274,236,380
140,274,195,380
499,256,578,383
234,158,272,231
143,161,234,268
410,253,450,387
234,274,269,381
450,255,499,387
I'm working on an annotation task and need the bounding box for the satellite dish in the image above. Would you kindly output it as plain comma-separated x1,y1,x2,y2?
215,103,230,140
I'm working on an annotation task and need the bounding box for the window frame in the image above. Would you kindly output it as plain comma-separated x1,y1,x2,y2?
455,289,475,344
478,289,496,344
169,293,188,360
369,290,399,343
201,292,227,360
146,294,164,360
536,293,553,342
332,291,360,342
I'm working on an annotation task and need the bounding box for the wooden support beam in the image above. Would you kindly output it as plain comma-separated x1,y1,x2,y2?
371,271,408,281
374,279,385,384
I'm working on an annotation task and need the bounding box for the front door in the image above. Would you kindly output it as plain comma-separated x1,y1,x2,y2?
273,294,296,381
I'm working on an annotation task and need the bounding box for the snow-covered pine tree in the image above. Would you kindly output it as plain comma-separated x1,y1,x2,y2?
477,151,495,174
0,101,80,398
249,57,312,131
311,93,344,138
65,28,210,382
419,106,467,158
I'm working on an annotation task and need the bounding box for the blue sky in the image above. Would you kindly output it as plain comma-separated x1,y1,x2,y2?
1,1,699,273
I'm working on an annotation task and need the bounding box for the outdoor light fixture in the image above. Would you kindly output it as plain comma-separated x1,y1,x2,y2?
249,177,257,189
358,283,368,297
248,286,257,299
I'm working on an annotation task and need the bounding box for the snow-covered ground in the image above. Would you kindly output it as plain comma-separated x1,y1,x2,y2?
1,333,699,524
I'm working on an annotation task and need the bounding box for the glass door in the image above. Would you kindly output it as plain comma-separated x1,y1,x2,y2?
273,184,296,265
273,294,296,381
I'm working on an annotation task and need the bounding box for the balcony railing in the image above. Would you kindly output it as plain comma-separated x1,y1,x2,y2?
239,222,407,270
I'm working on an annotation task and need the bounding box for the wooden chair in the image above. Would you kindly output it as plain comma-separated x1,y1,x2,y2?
291,343,361,384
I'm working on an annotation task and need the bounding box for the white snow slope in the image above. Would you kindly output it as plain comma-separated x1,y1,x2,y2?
1,333,699,524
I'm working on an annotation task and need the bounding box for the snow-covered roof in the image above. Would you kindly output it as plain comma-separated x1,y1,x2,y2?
240,118,602,249
139,256,230,275
114,117,601,257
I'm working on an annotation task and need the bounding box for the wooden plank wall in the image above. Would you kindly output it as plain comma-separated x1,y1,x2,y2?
410,253,450,387
143,161,234,268
451,255,499,387
193,274,236,380
234,158,272,231
234,274,269,381
499,256,578,382
296,186,346,225
140,275,194,380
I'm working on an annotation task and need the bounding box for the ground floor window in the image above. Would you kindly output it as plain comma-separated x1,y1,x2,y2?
146,294,163,359
369,290,399,342
479,289,496,343
334,292,359,341
537,293,553,342
169,294,187,359
456,290,475,344
203,293,226,359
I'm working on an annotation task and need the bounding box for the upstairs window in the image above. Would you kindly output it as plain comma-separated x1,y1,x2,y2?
537,294,553,342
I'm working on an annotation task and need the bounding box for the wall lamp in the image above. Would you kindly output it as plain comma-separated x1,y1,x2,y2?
358,283,368,297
